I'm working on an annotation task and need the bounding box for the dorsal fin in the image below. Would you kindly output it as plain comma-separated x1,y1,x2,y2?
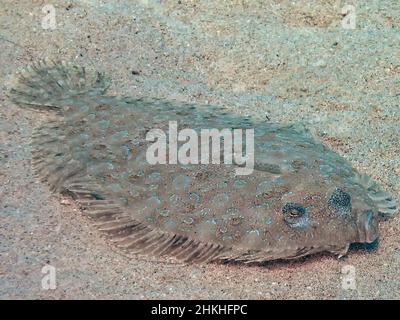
357,174,397,218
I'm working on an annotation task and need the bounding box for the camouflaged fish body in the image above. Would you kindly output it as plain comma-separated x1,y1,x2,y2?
9,60,398,263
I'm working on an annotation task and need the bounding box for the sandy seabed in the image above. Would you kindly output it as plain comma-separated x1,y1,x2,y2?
0,0,399,299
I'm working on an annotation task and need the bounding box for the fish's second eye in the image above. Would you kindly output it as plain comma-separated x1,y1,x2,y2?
282,202,308,227
328,188,352,215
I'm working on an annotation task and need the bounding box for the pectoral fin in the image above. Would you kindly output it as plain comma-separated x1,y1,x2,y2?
330,243,350,258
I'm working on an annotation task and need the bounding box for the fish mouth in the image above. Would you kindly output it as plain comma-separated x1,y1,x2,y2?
357,209,379,243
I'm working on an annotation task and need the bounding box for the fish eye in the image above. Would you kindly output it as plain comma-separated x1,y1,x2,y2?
328,188,352,215
282,202,307,226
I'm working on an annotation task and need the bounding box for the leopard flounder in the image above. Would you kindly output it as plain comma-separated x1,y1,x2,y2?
9,60,397,264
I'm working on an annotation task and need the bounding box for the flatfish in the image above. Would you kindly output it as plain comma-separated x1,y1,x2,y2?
8,60,397,263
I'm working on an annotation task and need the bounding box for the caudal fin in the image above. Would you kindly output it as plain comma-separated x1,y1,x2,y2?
9,59,110,108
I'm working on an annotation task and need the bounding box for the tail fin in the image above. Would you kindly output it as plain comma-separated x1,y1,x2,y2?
8,59,110,108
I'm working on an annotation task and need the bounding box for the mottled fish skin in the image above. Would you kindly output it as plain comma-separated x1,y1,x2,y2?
8,60,397,263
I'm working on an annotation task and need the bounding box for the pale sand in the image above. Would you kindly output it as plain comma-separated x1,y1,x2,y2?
0,0,399,299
